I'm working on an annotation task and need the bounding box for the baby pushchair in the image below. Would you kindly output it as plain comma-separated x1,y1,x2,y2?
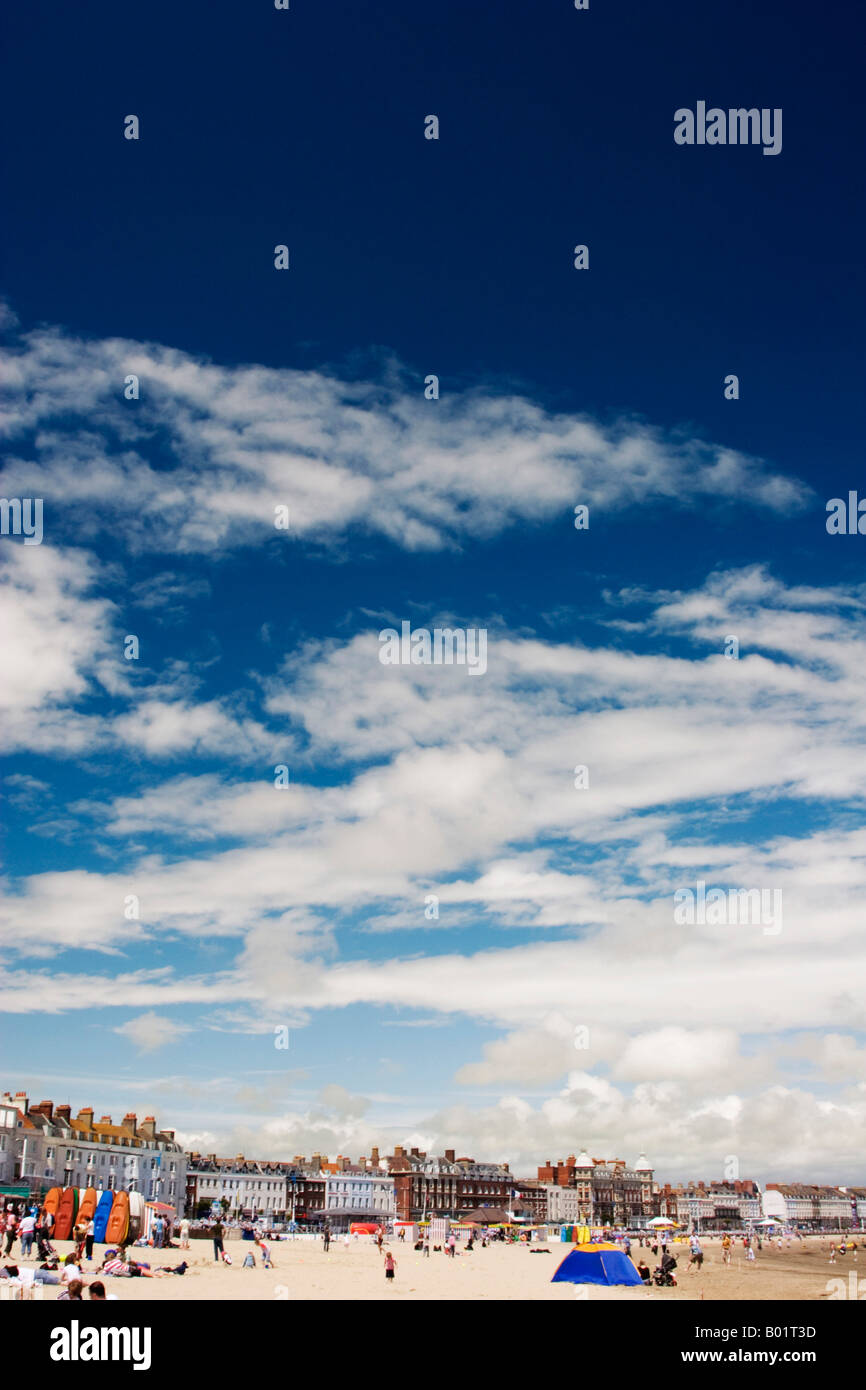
653,1254,677,1286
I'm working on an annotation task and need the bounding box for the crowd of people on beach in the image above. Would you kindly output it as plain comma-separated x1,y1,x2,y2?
0,1199,193,1298
3,1196,862,1299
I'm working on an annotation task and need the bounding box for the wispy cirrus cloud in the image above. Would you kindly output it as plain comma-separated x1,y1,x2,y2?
0,317,810,556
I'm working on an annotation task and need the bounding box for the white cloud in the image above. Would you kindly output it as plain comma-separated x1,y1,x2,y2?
613,1028,740,1082
114,1011,192,1053
0,321,810,556
3,537,865,1174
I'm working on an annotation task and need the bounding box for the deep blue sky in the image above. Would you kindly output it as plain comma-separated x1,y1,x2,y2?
3,0,863,480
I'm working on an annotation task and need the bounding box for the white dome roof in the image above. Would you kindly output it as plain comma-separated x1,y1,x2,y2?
635,1152,652,1171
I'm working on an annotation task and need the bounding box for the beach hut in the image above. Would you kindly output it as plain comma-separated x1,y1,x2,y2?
551,1242,644,1288
394,1221,419,1243
143,1199,174,1243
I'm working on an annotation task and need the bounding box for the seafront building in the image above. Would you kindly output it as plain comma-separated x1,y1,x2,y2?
657,1180,762,1229
185,1153,301,1222
544,1182,584,1225
1,1083,862,1232
385,1146,514,1221
0,1100,19,1187
537,1152,655,1225
0,1092,187,1213
321,1158,396,1227
763,1183,865,1230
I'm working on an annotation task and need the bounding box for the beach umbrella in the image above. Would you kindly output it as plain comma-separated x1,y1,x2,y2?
646,1217,675,1228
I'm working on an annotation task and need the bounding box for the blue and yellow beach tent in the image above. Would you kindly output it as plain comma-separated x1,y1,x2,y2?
551,1242,643,1287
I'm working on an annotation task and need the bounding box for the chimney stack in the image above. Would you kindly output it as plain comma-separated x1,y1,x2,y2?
123,1112,138,1133
55,1104,71,1123
139,1117,156,1140
76,1107,94,1130
31,1101,54,1120
445,1149,455,1163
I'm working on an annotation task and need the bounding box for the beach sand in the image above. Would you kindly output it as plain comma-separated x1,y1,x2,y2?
19,1234,861,1301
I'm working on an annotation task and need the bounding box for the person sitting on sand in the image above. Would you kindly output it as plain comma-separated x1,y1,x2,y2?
57,1278,85,1301
60,1254,83,1283
636,1260,651,1284
88,1280,118,1301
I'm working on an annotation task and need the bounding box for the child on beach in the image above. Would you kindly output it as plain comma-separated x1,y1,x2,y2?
257,1239,273,1268
384,1252,396,1284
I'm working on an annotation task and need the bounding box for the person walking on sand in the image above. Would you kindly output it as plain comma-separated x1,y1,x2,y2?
179,1217,190,1250
721,1234,732,1265
212,1218,225,1263
4,1211,17,1256
84,1216,95,1263
19,1211,35,1258
423,1238,430,1258
323,1227,330,1253
384,1251,396,1285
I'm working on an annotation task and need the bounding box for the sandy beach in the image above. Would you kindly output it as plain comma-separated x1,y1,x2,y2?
18,1234,861,1302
